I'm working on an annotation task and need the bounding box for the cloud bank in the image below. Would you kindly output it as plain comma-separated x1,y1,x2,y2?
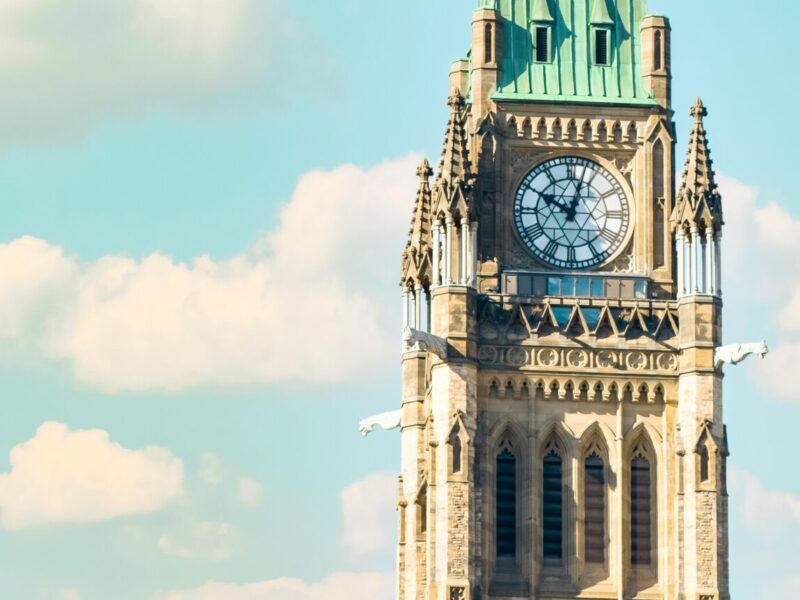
0,156,417,392
0,422,183,530
340,472,396,555
0,0,331,146
153,572,394,600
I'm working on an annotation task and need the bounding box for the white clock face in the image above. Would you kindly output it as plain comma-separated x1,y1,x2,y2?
513,156,631,270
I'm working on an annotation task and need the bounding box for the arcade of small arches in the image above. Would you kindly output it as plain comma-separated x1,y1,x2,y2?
675,220,721,298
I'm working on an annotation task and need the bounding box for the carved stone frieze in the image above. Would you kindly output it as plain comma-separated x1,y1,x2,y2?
477,345,679,374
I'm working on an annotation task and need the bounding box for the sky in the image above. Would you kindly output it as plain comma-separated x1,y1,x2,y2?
0,0,798,599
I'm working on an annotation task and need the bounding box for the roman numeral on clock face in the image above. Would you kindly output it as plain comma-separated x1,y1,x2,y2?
606,210,624,220
599,229,618,244
544,240,559,258
524,224,544,239
566,247,577,263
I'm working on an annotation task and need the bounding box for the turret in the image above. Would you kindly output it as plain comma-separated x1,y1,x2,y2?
641,15,672,108
470,3,502,122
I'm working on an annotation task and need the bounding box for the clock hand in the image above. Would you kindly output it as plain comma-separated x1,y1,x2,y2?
542,194,572,214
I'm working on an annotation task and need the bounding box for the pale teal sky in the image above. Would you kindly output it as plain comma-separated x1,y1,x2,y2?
0,1,798,599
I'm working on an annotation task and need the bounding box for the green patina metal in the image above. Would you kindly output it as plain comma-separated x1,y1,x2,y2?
478,0,656,106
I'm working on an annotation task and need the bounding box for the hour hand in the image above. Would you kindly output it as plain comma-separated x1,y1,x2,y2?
542,194,571,213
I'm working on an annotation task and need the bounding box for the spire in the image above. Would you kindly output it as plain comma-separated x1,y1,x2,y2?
590,0,614,25
532,0,554,22
437,90,472,186
672,98,723,231
401,159,434,285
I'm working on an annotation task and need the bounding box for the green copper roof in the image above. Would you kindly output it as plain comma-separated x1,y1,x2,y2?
486,0,657,106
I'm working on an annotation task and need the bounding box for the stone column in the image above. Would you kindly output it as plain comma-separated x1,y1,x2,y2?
706,229,715,296
471,221,479,287
461,220,470,285
402,289,410,330
445,217,454,285
690,226,699,294
433,223,442,287
415,284,424,332
676,230,685,297
715,232,722,297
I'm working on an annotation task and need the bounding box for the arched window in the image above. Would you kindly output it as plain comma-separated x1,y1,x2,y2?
485,24,493,64
416,485,427,536
654,31,663,70
543,449,563,560
450,424,463,474
631,455,652,566
585,453,606,564
653,139,666,269
700,445,710,483
496,448,517,557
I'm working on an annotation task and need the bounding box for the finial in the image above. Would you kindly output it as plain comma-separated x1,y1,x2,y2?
417,158,433,180
690,98,708,120
448,89,465,109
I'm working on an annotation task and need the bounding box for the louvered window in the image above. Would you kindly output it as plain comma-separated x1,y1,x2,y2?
595,29,610,66
584,454,606,563
543,450,563,559
485,24,493,63
631,457,652,565
654,31,663,70
535,26,550,63
700,446,710,482
496,449,517,557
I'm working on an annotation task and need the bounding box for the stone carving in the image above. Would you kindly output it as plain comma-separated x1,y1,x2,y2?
566,349,589,368
507,347,528,367
656,352,679,371
359,410,402,436
538,348,560,367
626,351,648,370
449,587,466,600
403,327,448,359
596,351,618,368
714,341,769,368
477,345,499,365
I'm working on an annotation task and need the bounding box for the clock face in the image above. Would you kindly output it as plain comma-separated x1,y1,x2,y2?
513,156,631,270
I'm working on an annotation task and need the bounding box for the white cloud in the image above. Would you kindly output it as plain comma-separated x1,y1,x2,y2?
340,472,396,555
0,156,417,392
717,175,800,404
153,572,394,600
0,422,183,531
730,467,800,535
159,521,235,563
199,453,223,486
0,0,333,146
236,477,264,508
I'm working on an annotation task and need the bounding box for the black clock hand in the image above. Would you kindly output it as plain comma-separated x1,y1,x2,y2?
542,194,572,214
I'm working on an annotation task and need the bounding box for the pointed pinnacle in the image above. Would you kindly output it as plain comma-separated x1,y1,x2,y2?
690,98,708,120
417,158,433,180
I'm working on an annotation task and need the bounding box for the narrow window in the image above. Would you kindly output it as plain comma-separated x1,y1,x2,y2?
595,29,610,66
654,31,663,70
485,24,493,64
700,446,710,483
535,26,550,63
496,448,517,557
631,456,652,565
585,454,606,563
653,140,666,269
451,425,463,474
543,450,563,560
417,486,427,536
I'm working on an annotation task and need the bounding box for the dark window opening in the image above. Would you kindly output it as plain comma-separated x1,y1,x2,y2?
585,454,606,564
535,26,550,63
451,426,463,474
653,140,666,268
485,24,493,63
496,448,517,557
417,487,427,536
595,29,610,66
543,450,563,560
631,456,652,566
700,446,710,483
654,31,663,70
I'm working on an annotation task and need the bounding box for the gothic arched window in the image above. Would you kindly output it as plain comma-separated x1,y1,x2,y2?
543,449,563,560
631,454,652,566
700,445,710,483
584,453,606,564
416,485,427,537
653,139,666,269
485,24,493,64
496,448,517,557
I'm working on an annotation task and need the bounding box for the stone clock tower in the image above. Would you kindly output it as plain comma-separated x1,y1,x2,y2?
397,1,728,600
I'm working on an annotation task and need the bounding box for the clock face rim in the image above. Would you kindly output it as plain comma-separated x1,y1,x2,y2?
512,155,634,271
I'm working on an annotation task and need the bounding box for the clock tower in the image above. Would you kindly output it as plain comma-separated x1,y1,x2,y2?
398,1,728,600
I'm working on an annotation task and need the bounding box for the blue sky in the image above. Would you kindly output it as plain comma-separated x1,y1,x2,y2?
0,1,798,599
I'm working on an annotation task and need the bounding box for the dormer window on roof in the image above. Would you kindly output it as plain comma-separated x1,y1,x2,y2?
535,26,551,63
532,0,554,64
591,0,614,67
